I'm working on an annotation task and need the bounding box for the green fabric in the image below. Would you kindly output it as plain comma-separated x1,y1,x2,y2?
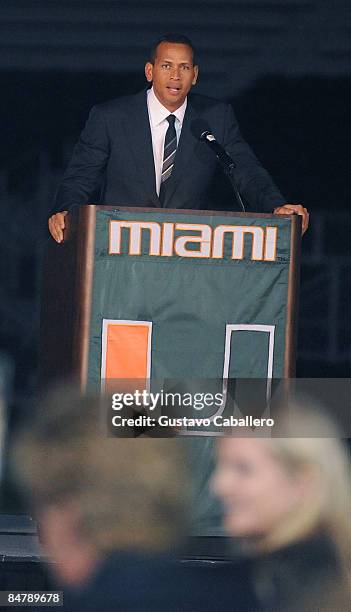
86,208,292,535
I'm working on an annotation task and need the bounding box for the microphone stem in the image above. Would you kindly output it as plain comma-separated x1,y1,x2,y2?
220,161,246,213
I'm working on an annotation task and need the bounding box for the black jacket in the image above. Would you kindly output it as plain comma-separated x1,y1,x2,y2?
61,550,254,612
54,89,285,214
248,532,350,611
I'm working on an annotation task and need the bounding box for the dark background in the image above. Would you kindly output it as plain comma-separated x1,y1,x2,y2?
1,0,351,416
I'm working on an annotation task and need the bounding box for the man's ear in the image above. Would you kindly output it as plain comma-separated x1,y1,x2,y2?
192,66,199,86
145,62,153,83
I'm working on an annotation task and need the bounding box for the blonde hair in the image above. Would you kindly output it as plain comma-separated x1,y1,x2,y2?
255,403,351,573
12,386,188,554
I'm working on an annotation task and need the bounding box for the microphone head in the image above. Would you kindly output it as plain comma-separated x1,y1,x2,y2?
200,130,211,141
201,131,216,142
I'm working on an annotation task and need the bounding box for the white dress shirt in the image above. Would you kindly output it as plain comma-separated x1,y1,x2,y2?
147,86,187,195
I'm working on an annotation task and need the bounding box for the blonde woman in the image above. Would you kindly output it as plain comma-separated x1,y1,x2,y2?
212,405,351,611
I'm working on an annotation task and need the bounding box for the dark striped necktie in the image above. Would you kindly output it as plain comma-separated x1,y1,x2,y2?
159,114,177,205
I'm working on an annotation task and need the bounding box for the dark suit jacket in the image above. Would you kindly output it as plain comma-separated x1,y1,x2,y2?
54,89,285,214
60,550,255,612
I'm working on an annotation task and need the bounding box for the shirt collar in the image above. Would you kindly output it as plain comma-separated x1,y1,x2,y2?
147,86,187,128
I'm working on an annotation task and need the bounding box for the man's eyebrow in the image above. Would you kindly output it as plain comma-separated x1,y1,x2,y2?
159,59,191,64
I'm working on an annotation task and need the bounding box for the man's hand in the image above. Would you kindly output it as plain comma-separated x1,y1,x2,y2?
48,211,68,243
273,203,309,235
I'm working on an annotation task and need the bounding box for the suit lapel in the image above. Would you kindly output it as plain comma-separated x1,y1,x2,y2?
123,89,160,207
162,100,197,207
122,91,200,208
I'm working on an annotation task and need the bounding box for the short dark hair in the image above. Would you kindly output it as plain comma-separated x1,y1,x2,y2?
12,385,189,553
149,33,197,65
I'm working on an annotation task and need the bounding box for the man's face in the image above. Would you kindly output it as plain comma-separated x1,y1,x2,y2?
145,42,198,112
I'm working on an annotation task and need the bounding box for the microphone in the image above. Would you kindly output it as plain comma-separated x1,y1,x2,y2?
190,118,245,212
200,131,236,171
190,119,236,172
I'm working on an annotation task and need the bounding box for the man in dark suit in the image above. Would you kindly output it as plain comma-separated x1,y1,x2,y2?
49,33,309,242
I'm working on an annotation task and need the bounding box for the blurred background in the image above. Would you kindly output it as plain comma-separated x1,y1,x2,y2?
1,0,351,416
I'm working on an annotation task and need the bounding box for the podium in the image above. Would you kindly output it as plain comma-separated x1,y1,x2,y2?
40,204,301,537
40,204,300,388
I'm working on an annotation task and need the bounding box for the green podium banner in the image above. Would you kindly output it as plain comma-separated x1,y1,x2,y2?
87,207,298,385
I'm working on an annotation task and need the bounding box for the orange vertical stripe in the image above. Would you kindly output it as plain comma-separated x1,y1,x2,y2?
105,323,150,379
